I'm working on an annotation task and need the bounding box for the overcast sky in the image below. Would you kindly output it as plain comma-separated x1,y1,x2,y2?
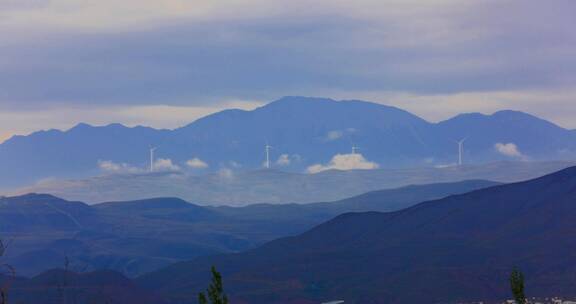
0,0,574,142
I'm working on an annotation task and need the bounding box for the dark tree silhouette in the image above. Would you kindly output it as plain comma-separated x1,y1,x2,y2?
198,266,228,304
510,267,526,304
0,240,15,304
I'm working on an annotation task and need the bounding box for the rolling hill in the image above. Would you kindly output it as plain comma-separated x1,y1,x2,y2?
0,270,164,304
138,166,576,304
0,180,495,278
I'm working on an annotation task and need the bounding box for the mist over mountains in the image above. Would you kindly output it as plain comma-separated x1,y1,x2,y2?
1,96,575,188
15,160,575,205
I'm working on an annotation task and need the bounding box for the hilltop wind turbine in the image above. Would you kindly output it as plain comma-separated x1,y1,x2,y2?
149,146,157,172
265,144,273,169
456,138,467,166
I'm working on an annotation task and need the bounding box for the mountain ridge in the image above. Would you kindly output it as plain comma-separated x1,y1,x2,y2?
0,179,497,278
137,165,576,303
1,96,575,187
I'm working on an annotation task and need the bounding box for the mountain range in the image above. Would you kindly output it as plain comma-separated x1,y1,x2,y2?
0,180,494,278
1,96,575,187
13,160,575,205
137,166,576,304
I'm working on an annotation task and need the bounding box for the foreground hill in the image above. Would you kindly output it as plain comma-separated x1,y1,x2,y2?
1,96,576,187
14,161,572,205
0,180,493,277
138,166,576,304
0,270,163,304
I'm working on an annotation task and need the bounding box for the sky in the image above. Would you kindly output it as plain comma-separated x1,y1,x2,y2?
0,0,575,142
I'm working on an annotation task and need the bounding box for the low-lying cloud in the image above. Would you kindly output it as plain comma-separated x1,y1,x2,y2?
217,168,234,180
276,154,301,166
307,153,379,173
495,143,525,159
153,158,181,172
323,128,356,142
186,157,209,169
98,160,143,174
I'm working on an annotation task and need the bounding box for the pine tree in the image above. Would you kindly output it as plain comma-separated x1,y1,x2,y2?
198,266,228,304
510,267,526,304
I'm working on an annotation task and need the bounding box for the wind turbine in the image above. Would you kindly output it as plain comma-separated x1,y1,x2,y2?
456,138,467,166
265,144,272,169
149,146,157,172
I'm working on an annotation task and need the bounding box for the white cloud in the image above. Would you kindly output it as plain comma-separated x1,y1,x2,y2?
217,168,234,179
0,0,464,31
153,158,181,171
323,128,357,142
276,154,291,166
325,130,344,141
307,153,379,173
186,157,209,169
276,154,301,166
494,143,525,159
98,160,142,174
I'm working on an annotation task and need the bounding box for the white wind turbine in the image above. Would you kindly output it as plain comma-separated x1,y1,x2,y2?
149,146,158,172
265,144,273,169
456,138,467,166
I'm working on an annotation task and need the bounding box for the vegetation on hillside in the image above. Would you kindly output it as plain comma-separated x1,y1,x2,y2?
198,266,228,304
510,267,526,304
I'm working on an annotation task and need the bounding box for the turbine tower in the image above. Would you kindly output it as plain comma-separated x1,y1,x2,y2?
457,138,467,166
149,147,157,172
265,144,272,169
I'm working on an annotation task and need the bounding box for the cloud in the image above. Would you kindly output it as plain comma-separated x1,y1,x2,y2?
276,154,301,166
323,128,357,142
217,168,234,179
494,143,525,159
153,158,181,171
0,0,575,135
307,153,379,173
325,130,344,141
276,154,291,166
186,157,209,169
98,160,142,174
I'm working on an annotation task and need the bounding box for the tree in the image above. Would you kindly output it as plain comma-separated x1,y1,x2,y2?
0,240,15,304
198,266,228,304
510,267,526,304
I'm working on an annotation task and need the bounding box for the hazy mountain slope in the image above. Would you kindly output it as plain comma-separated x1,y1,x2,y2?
167,96,435,168
138,166,576,304
212,180,500,221
16,160,575,205
1,96,575,187
0,180,496,278
436,110,576,161
0,123,168,187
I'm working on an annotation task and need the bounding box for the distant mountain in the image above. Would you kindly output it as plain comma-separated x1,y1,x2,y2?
138,166,576,304
15,160,575,205
1,96,575,187
211,180,499,223
0,180,495,278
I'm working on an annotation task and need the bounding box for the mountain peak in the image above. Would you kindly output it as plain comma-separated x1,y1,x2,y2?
69,122,94,131
9,193,65,202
